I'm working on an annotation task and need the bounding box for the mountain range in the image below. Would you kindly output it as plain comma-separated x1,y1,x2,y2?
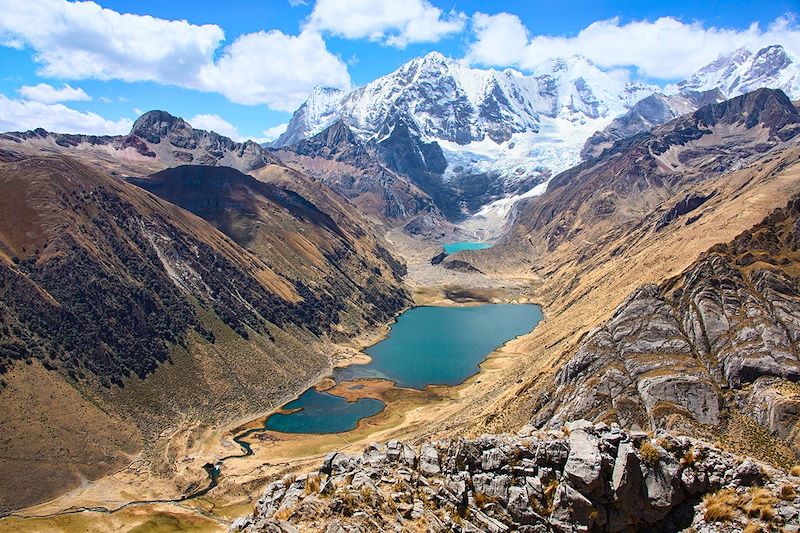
273,45,800,224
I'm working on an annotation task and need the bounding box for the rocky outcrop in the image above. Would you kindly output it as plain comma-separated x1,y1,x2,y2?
654,191,716,231
539,195,800,453
272,120,440,222
231,423,800,532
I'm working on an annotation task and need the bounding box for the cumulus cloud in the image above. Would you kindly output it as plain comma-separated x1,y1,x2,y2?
18,83,91,104
307,0,466,48
0,94,132,134
188,113,242,140
466,13,800,79
262,123,288,141
0,0,351,111
200,30,350,110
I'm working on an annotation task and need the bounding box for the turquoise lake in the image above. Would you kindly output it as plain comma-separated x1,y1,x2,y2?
443,241,491,254
264,304,542,434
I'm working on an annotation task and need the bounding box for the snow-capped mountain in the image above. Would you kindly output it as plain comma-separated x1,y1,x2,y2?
275,45,800,229
276,52,656,149
674,45,800,98
583,45,800,160
275,52,658,218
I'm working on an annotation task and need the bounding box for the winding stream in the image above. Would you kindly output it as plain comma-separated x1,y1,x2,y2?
17,303,541,518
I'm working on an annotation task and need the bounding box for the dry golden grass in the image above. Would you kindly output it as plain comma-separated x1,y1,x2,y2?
639,441,661,467
703,489,739,522
742,487,777,521
473,492,495,508
790,465,800,477
780,483,796,501
305,474,321,495
742,523,766,533
273,505,295,521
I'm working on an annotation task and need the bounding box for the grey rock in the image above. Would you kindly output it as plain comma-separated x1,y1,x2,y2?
734,459,763,486
564,429,604,495
419,444,441,476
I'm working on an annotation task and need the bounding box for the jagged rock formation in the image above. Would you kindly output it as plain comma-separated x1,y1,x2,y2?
0,155,409,513
535,195,800,452
232,423,800,532
276,116,548,222
0,110,278,176
272,120,443,221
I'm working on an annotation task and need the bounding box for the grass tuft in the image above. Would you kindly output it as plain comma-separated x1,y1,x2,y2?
703,488,739,523
639,441,661,467
742,487,776,521
304,474,321,495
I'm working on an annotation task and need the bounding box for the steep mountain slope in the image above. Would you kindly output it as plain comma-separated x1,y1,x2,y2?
508,88,800,257
540,197,800,452
127,164,409,332
0,110,278,177
0,155,409,513
583,45,800,159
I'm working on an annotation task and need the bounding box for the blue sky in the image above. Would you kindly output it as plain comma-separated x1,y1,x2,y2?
1,0,799,140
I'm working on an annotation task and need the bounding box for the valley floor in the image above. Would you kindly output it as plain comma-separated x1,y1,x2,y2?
0,235,541,533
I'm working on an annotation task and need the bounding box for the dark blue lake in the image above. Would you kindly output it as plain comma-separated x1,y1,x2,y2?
264,304,542,434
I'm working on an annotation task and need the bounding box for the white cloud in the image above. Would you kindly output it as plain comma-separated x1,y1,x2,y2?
466,13,800,79
199,29,351,110
18,83,91,104
262,123,288,141
0,0,350,111
0,94,132,135
307,0,466,48
188,113,242,140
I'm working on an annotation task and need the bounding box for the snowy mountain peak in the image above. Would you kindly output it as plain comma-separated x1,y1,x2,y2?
676,44,800,98
275,52,657,148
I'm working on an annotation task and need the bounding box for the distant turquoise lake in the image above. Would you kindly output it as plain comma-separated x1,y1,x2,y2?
263,304,543,434
444,241,491,254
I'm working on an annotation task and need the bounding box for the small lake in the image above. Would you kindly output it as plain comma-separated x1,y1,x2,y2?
263,304,542,434
443,242,491,254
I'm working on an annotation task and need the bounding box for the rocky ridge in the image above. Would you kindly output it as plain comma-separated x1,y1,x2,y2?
582,45,800,160
232,422,800,532
508,88,800,257
0,110,278,176
534,193,800,456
